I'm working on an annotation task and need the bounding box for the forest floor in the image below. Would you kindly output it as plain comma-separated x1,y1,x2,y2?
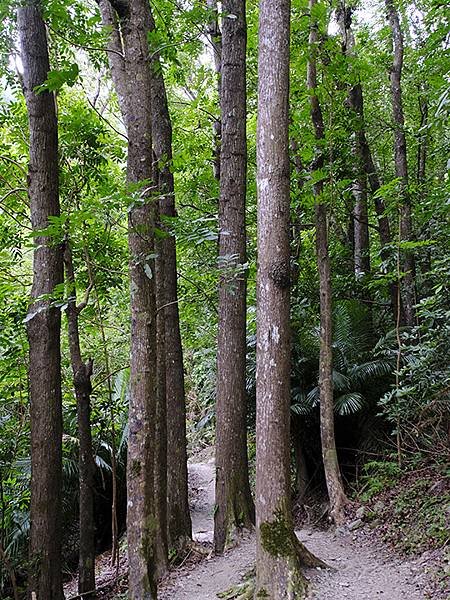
63,448,447,599
159,448,440,600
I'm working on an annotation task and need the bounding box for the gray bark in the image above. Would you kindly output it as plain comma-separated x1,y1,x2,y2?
64,245,96,598
18,4,64,599
214,0,254,555
308,0,348,525
148,7,192,548
97,0,159,596
386,0,416,326
255,0,321,596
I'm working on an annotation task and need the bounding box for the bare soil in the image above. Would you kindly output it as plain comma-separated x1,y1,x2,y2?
160,455,435,600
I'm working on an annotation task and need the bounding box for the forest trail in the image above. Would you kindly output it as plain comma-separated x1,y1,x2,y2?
160,451,428,600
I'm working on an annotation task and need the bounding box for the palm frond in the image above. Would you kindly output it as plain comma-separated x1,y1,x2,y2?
306,385,320,406
95,454,112,472
335,392,366,416
332,369,351,392
350,360,393,387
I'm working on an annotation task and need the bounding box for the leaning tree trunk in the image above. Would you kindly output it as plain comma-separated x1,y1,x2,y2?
148,6,192,548
214,0,255,555
97,0,159,596
255,0,323,597
18,4,64,599
64,244,96,598
386,0,416,327
307,0,348,525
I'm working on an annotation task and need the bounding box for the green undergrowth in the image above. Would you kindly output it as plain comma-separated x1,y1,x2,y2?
356,459,450,555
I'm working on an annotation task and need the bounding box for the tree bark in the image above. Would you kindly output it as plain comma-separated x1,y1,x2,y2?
206,0,222,180
18,4,64,599
64,244,96,598
386,0,416,326
155,217,169,577
255,0,322,596
97,0,159,596
337,6,371,278
214,0,255,555
148,6,192,548
308,0,348,525
337,3,402,323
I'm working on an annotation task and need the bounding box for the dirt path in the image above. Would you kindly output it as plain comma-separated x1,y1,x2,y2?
160,453,429,600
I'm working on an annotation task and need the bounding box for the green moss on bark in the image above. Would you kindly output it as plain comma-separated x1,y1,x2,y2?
260,510,296,557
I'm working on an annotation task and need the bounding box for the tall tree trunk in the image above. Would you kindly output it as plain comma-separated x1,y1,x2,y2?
64,244,96,598
338,3,401,322
386,0,416,326
148,7,192,548
214,0,254,555
18,5,64,599
337,7,371,278
155,218,168,576
97,0,159,596
206,0,222,180
256,0,323,596
308,0,348,525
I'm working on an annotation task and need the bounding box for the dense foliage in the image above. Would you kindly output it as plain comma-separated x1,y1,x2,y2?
0,0,448,596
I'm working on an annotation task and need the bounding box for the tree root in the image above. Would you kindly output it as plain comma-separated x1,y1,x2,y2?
295,535,330,570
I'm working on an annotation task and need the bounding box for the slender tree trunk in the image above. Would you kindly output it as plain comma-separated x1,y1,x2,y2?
155,218,169,576
18,5,64,599
292,423,308,503
386,0,416,326
214,0,254,555
360,134,403,321
98,0,158,596
95,2,125,568
338,3,401,322
148,7,192,548
308,0,348,525
255,0,323,596
64,244,96,598
337,7,371,278
206,0,222,180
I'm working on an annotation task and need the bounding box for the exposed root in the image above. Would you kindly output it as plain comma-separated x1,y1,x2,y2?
295,536,329,569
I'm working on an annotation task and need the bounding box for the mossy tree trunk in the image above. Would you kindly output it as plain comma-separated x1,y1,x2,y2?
214,0,255,555
255,0,322,596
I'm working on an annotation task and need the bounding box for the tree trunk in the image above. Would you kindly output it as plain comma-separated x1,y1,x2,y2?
337,2,402,323
155,219,169,576
64,244,96,598
337,6,371,278
214,0,255,555
18,5,64,599
148,6,192,548
98,1,159,596
292,423,309,503
206,0,222,180
386,0,416,326
255,0,322,596
308,0,348,525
